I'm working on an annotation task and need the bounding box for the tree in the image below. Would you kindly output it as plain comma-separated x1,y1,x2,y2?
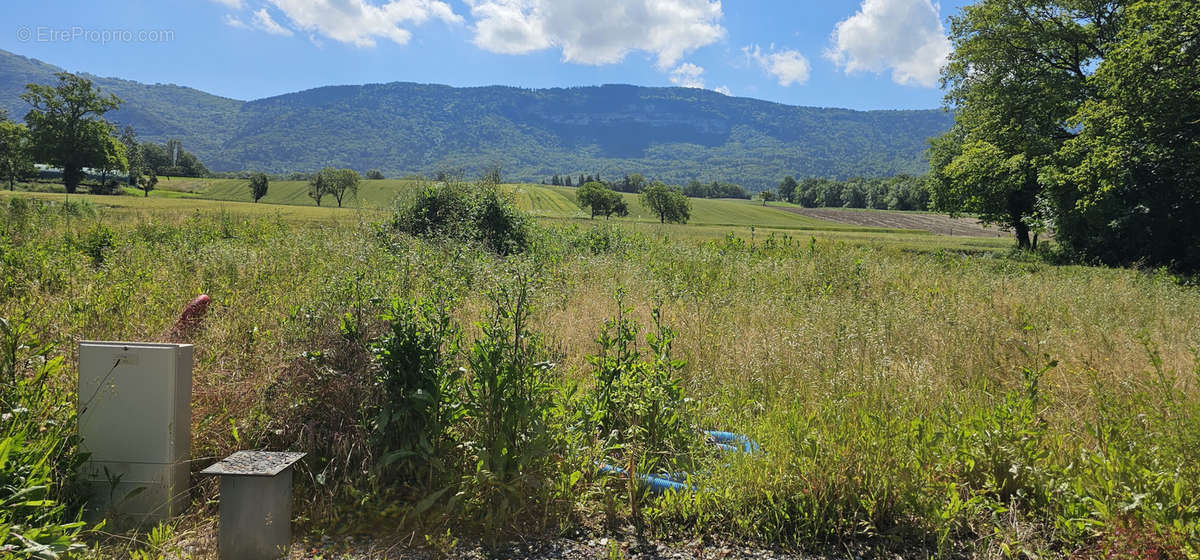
759,190,777,206
365,169,384,180
249,172,269,203
627,173,646,193
778,176,798,203
165,139,182,169
311,167,359,207
0,118,36,191
1048,0,1200,269
95,135,128,190
21,72,122,193
138,170,158,197
328,168,360,208
308,171,328,206
141,142,169,174
640,182,691,224
577,181,628,219
932,0,1119,249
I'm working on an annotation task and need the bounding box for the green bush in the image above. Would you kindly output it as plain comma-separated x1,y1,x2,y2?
388,180,532,255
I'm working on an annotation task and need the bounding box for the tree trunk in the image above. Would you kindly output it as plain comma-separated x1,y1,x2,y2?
63,166,82,194
1012,213,1032,249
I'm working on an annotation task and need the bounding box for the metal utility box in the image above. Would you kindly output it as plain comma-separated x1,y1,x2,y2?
77,341,193,524
202,451,306,560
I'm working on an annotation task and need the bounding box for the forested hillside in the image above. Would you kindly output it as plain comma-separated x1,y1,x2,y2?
1,49,953,189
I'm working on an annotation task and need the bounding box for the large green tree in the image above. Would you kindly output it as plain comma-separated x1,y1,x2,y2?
931,0,1120,249
778,176,798,203
0,116,36,191
640,182,691,224
1048,0,1200,269
21,72,122,193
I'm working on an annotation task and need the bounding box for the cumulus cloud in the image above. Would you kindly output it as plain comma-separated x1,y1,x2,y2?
266,0,462,47
743,45,811,86
467,0,725,70
714,85,731,96
253,8,294,36
825,0,950,87
669,62,706,88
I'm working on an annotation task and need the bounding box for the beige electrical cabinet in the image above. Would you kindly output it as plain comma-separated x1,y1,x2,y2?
77,341,193,525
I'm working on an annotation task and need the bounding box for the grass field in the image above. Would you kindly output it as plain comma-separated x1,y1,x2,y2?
146,178,900,232
4,184,1193,558
1,188,1012,254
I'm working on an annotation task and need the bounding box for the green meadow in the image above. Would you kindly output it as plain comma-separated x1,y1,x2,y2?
1,183,1191,558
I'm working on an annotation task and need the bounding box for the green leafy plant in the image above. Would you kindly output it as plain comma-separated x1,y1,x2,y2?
586,293,697,506
0,317,88,558
371,296,462,485
459,272,556,535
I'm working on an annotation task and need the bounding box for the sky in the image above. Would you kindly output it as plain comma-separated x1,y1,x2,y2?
0,0,973,110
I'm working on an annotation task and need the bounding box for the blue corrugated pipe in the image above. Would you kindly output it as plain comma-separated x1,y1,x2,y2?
597,430,761,495
704,430,762,454
598,463,694,494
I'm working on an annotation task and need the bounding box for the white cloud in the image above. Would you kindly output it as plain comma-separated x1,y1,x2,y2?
743,44,811,86
223,14,250,29
825,0,950,87
212,0,244,9
669,62,706,88
467,0,725,70
268,0,463,47
253,8,294,36
714,85,731,96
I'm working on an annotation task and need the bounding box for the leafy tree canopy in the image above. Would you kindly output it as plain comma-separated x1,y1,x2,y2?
20,72,121,193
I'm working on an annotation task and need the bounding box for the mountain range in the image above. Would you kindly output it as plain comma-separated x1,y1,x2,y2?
1,49,953,189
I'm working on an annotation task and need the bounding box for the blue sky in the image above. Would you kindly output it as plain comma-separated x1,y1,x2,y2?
1,0,972,110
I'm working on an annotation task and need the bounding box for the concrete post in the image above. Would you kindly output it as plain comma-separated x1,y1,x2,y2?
201,451,306,560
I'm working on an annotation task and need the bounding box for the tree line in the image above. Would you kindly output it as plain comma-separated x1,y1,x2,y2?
771,175,931,211
547,172,751,199
0,72,211,194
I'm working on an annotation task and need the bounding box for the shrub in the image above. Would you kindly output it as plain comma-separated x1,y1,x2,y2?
78,223,115,267
388,180,532,255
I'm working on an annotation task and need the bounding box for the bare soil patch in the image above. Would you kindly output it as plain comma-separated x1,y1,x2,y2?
781,207,1009,238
